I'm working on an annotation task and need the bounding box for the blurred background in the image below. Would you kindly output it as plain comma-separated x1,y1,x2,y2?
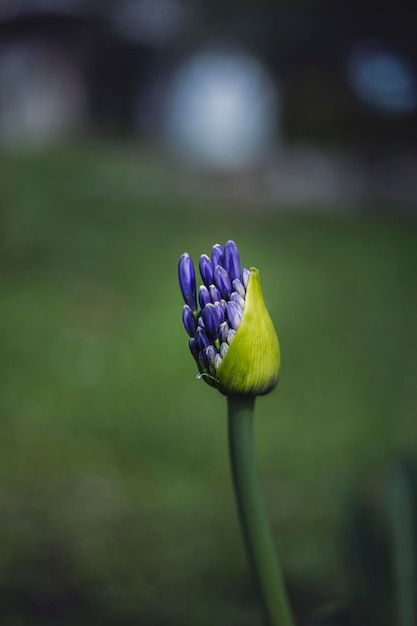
1,1,417,625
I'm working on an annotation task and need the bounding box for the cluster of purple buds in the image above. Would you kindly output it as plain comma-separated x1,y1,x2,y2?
178,240,250,384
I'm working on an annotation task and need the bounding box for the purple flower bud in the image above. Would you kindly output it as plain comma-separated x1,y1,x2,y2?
214,265,232,299
220,341,229,358
227,301,242,330
242,267,250,289
209,284,221,303
196,326,210,349
230,292,245,313
178,253,197,311
232,278,246,299
203,345,217,369
213,301,225,325
198,285,211,309
198,351,207,372
227,328,236,344
202,303,219,339
182,305,197,336
219,321,229,343
211,244,224,267
199,254,214,287
189,338,199,360
224,240,241,282
214,353,222,370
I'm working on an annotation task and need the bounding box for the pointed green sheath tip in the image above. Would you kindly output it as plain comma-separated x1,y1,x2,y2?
216,267,280,397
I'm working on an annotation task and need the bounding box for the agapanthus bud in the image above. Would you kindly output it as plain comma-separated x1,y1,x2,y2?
219,321,229,343
195,326,210,349
224,240,241,282
227,328,236,345
182,305,197,336
230,291,245,312
203,345,217,370
189,338,199,360
179,240,280,397
198,285,211,309
227,300,242,330
213,301,225,324
214,265,232,299
202,303,219,339
232,278,246,299
242,268,250,288
199,254,214,287
209,284,221,304
211,244,224,267
178,253,197,311
220,341,229,358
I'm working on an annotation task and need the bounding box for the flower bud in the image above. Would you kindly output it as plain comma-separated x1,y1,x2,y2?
179,241,280,397
178,253,197,311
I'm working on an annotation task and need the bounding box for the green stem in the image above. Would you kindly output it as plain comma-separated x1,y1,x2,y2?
227,395,295,626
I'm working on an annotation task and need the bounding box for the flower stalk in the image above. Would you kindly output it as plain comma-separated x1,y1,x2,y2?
228,396,295,626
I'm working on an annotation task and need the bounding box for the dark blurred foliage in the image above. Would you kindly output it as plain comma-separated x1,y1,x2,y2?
341,460,417,626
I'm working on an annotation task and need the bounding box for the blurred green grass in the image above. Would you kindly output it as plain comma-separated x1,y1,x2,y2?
0,142,416,625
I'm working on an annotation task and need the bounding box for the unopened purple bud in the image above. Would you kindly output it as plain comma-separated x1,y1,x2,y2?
224,240,241,282
178,253,197,311
204,345,217,369
227,328,236,344
242,267,250,289
220,341,229,358
214,353,222,370
220,299,228,313
199,254,214,287
230,292,245,312
219,321,229,343
214,265,232,299
232,278,246,299
189,338,199,360
182,305,197,336
211,244,224,267
202,303,219,339
209,284,221,303
196,326,210,349
213,301,225,324
227,301,242,330
198,285,211,309
198,351,207,372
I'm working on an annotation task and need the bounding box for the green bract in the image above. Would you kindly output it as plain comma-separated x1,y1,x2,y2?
216,268,280,397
